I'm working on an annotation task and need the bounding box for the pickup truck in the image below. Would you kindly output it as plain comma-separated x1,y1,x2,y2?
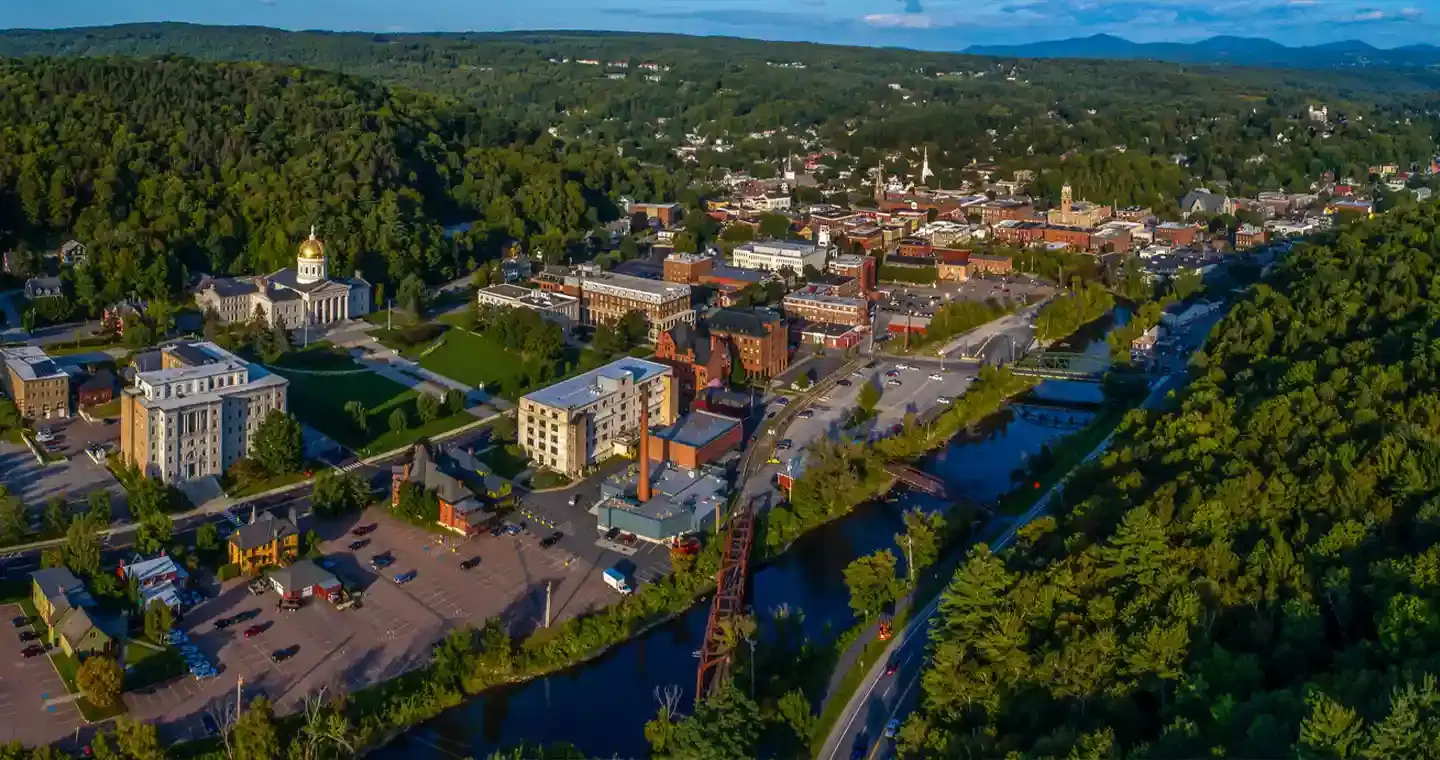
603,567,634,595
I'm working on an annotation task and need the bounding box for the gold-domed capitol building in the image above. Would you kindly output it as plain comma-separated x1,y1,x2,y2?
194,226,372,329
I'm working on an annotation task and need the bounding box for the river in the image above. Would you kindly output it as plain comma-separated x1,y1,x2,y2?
378,311,1128,760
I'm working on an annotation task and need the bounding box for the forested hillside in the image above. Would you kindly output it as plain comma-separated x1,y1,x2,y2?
0,56,679,304
904,204,1440,756
1,25,1437,210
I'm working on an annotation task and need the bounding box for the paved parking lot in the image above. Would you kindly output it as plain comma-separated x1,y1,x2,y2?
0,430,126,521
782,363,977,451
0,604,84,748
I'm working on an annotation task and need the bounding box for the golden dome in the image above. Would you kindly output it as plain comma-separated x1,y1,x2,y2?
298,225,325,261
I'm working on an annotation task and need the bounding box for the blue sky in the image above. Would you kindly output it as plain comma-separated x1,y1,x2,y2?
6,0,1439,48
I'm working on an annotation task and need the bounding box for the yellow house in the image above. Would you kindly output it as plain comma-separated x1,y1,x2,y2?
32,567,92,625
227,508,300,574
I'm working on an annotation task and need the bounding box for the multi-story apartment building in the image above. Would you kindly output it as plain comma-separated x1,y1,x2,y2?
708,308,788,378
783,287,869,328
828,254,877,292
518,358,677,477
0,347,69,421
578,272,694,343
731,240,827,274
476,283,580,331
120,342,289,484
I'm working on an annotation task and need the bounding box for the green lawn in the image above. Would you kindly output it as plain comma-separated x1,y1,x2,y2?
270,341,364,371
85,398,122,419
528,469,573,490
416,329,529,396
277,369,474,455
49,645,128,722
124,642,184,691
480,444,530,479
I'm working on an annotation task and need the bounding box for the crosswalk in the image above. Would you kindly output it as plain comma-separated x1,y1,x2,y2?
337,460,366,473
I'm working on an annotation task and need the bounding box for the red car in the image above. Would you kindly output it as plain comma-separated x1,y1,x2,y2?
243,624,266,639
351,524,377,537
21,644,45,658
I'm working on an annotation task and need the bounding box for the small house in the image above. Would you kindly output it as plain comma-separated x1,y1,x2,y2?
23,276,63,300
119,554,189,611
227,507,300,574
31,567,94,625
79,369,116,407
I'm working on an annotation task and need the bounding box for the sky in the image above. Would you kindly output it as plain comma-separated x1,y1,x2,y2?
5,0,1440,49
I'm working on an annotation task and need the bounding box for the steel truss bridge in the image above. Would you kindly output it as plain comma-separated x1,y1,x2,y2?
696,497,756,703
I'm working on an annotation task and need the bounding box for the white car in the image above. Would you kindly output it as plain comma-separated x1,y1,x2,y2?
929,373,943,381
937,396,953,404
886,379,902,387
895,363,911,371
34,428,54,443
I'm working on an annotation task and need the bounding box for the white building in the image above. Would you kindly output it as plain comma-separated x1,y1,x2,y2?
119,342,289,485
476,284,580,331
518,358,677,477
731,240,827,274
194,228,371,330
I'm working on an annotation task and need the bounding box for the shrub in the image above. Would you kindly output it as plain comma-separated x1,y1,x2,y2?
217,563,241,581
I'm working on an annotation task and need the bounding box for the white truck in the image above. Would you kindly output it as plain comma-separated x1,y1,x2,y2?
603,567,633,595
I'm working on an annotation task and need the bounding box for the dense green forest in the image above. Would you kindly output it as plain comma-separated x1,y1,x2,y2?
1,25,1437,213
903,203,1440,756
0,56,688,303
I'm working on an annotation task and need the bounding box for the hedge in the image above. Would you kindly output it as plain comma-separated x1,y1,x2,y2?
878,264,938,284
216,563,241,581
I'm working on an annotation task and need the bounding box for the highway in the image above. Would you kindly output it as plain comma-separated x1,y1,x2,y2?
819,370,1183,760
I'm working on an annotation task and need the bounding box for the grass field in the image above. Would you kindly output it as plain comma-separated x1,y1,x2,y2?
480,444,529,479
269,341,365,372
277,369,474,454
417,329,532,398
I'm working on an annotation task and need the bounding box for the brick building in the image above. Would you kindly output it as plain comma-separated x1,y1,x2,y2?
1234,224,1267,249
0,347,69,421
654,324,731,411
968,253,1014,275
647,410,743,470
993,220,1046,246
782,288,869,328
629,202,684,226
828,254,877,292
1155,223,1202,247
978,198,1035,225
662,253,715,284
936,249,971,282
708,308,788,378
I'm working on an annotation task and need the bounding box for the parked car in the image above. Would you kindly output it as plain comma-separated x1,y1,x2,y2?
489,525,505,537
776,439,792,450
851,370,866,377
539,532,563,549
937,396,953,404
394,570,417,585
21,644,45,658
11,615,29,627
351,524,377,537
836,379,852,387
243,624,267,639
797,409,814,419
886,379,902,387
460,557,481,571
773,397,789,406
884,719,901,739
886,370,900,377
504,524,522,536
347,539,370,551
270,646,298,663
18,630,37,642
929,373,943,381
370,553,394,569
34,428,54,443
214,617,234,630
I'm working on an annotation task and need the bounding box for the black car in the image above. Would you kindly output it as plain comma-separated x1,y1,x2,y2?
460,557,481,570
271,645,299,663
348,539,370,551
489,525,505,537
19,630,38,642
215,617,233,630
11,615,28,627
539,532,563,549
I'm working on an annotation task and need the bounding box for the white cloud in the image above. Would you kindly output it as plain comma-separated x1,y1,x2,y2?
863,12,938,27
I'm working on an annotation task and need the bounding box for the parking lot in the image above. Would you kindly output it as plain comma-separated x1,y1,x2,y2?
0,604,84,748
877,276,1056,317
0,423,127,522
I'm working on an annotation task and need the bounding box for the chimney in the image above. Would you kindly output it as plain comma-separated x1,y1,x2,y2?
638,386,652,503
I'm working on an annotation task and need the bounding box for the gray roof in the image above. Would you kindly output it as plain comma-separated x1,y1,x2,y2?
393,445,471,504
523,358,671,412
708,308,781,338
1181,189,1230,215
667,323,714,365
202,278,259,298
32,567,88,608
269,560,339,592
229,511,299,551
55,607,109,646
266,267,331,295
652,410,741,450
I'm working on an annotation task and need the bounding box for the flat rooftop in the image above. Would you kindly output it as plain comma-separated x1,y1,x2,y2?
581,271,691,298
601,462,729,521
652,410,741,449
523,357,671,412
0,347,65,382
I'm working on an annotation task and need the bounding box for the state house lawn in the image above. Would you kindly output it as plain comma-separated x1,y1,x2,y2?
276,369,473,455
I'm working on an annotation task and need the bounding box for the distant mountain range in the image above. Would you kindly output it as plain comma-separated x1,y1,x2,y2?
965,34,1440,70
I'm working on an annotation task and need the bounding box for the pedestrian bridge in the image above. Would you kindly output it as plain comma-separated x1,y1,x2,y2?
1010,351,1110,382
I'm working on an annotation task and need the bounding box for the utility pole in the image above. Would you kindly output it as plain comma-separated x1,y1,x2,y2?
904,533,914,583
236,675,244,725
544,581,552,628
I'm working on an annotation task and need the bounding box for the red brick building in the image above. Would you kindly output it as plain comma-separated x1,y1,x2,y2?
895,237,933,258
994,220,1046,246
654,324,730,410
936,249,971,281
392,445,496,537
708,308,788,378
978,199,1034,225
968,254,1014,275
647,410,743,470
630,202,684,226
828,254,877,293
663,253,714,284
1043,225,1095,251
1154,223,1202,247
1234,225,1267,249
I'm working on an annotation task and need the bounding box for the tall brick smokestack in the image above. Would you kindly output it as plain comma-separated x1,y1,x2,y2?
638,385,652,503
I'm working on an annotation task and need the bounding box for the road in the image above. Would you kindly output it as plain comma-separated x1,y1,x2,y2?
820,371,1182,760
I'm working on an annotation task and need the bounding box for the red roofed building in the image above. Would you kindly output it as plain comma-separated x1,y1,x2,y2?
654,324,731,411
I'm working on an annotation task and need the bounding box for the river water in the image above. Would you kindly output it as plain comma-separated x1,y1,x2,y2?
379,312,1127,759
